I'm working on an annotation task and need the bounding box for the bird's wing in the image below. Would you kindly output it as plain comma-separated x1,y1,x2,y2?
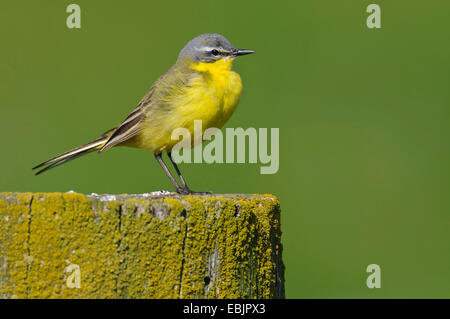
99,88,154,153
99,62,195,153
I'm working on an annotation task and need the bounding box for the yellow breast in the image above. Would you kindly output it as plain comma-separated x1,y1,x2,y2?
136,58,243,152
189,58,243,128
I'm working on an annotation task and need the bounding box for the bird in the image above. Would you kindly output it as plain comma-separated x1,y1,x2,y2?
33,33,254,194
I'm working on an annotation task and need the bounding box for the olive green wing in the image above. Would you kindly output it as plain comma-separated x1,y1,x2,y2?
99,62,196,153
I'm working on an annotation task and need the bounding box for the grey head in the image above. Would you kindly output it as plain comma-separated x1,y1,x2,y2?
178,33,254,63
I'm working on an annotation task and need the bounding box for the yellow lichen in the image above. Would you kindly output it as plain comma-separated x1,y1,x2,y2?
0,192,284,298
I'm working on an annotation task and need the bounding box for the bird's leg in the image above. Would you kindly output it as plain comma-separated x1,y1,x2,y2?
167,152,188,189
168,152,212,195
154,153,187,194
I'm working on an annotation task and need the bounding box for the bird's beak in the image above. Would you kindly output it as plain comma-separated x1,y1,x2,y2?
233,49,255,56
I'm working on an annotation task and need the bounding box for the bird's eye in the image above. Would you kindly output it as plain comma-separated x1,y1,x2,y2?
211,49,219,56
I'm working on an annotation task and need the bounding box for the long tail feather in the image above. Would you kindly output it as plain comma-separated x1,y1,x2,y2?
33,129,115,175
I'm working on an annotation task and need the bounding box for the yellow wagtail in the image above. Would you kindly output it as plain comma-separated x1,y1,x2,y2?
33,33,254,194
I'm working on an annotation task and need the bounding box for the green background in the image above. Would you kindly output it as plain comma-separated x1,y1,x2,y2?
1,0,449,298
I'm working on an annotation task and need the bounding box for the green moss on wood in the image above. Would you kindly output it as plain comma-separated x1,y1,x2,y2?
0,192,284,299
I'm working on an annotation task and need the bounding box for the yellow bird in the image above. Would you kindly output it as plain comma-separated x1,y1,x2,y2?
33,33,254,194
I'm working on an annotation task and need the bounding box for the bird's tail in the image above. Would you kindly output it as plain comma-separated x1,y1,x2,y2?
32,128,116,175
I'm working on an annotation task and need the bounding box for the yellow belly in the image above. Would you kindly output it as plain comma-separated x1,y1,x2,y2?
132,58,243,152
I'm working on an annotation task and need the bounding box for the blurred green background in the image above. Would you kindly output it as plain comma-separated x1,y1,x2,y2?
1,0,449,298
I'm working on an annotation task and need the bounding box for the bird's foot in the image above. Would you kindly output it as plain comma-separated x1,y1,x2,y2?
188,191,213,195
175,186,212,195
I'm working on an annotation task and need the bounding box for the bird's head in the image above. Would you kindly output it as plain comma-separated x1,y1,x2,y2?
178,33,254,63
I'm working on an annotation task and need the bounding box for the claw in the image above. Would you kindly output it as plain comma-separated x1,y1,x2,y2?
175,187,212,195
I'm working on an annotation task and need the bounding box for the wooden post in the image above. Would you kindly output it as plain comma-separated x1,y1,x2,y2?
0,192,284,298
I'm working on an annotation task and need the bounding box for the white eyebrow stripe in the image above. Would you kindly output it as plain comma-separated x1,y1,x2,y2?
195,46,228,53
